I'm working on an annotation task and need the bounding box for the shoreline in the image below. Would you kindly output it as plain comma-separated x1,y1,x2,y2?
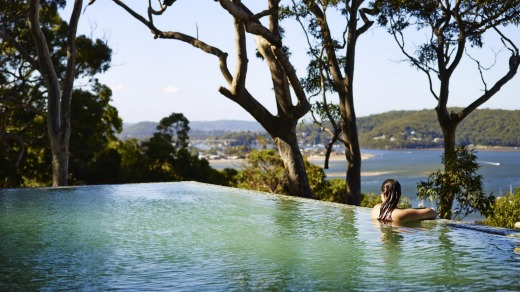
366,146,520,152
207,152,375,167
208,145,520,165
305,152,375,162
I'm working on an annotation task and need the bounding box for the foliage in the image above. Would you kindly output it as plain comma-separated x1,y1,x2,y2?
372,0,520,61
373,0,520,218
301,108,520,149
115,139,148,183
69,83,122,185
171,148,229,186
234,149,288,194
360,193,411,209
482,187,520,229
417,146,495,220
356,109,520,149
306,164,345,203
115,112,230,186
0,1,113,187
234,149,354,203
156,113,190,149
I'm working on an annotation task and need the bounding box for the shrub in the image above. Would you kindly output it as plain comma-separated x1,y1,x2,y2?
234,149,348,203
417,146,494,220
482,187,520,229
234,149,288,194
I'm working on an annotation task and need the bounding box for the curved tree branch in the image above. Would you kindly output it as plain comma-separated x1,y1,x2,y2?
390,17,439,100
305,0,345,93
28,0,62,133
460,53,520,121
110,0,276,131
62,0,83,133
218,0,282,48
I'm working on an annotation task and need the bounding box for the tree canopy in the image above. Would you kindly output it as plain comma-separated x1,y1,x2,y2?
372,0,520,218
1,0,112,186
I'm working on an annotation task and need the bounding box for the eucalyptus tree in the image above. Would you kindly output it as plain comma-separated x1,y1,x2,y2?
2,0,82,186
106,0,313,198
1,0,112,186
285,0,374,205
138,112,229,185
140,113,190,182
373,0,520,218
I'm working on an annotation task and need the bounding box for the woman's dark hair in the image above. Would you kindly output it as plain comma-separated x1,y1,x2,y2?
378,179,402,221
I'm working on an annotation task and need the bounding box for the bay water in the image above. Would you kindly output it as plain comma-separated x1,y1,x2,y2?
211,149,520,208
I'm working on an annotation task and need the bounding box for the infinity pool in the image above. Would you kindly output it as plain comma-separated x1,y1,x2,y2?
1,182,519,290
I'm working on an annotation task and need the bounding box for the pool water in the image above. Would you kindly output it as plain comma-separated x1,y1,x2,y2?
1,182,519,290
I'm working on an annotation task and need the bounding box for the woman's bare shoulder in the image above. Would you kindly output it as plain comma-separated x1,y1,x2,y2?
371,203,382,220
391,207,437,222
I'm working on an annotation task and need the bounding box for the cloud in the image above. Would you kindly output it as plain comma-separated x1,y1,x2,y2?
111,84,124,91
162,85,180,94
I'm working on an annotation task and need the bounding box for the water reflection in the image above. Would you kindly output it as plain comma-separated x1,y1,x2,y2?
378,222,404,278
0,187,117,290
269,199,369,289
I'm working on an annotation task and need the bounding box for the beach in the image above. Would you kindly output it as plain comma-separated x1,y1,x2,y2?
208,152,392,177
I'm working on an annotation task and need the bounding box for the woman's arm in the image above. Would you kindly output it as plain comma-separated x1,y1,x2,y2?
392,208,437,222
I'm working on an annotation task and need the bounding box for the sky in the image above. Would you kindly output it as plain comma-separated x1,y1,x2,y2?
67,1,520,123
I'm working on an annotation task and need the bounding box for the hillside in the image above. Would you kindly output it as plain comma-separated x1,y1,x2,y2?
297,109,520,148
190,120,264,132
357,109,520,148
119,122,159,140
119,109,520,148
119,120,264,141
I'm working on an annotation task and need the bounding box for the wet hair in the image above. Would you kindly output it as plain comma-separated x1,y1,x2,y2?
378,179,401,221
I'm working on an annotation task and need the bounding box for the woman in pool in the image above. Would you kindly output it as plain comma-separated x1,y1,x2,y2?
371,179,437,222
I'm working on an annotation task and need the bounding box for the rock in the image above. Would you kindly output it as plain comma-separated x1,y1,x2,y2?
515,222,520,229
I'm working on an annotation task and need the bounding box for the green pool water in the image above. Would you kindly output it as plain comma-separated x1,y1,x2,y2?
1,182,519,290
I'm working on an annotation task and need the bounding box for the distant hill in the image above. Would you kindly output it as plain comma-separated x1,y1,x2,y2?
190,120,263,132
119,120,263,141
119,122,159,140
119,109,520,148
297,108,520,148
357,108,520,148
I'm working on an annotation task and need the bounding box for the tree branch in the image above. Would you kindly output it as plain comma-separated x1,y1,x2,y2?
356,7,374,36
390,17,439,100
231,0,248,97
62,0,83,133
272,46,311,118
465,48,498,92
446,6,466,78
28,0,62,133
109,0,276,131
305,0,345,94
494,26,520,56
460,53,520,121
217,0,282,48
